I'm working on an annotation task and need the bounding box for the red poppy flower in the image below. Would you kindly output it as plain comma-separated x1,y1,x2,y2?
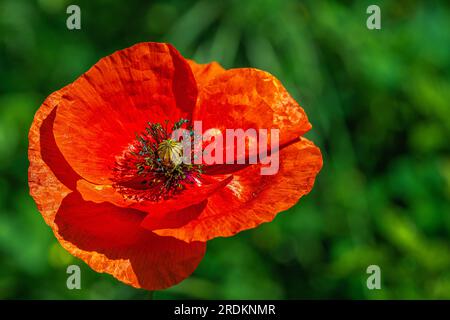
28,42,322,290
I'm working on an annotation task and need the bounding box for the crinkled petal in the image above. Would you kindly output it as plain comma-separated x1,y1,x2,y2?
153,137,323,242
54,42,198,185
28,87,78,225
193,68,312,160
55,192,206,290
76,175,232,215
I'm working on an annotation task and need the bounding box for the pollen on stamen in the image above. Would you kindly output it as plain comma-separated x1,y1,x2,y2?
112,119,203,202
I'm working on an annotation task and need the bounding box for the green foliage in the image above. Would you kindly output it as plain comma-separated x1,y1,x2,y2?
0,0,449,299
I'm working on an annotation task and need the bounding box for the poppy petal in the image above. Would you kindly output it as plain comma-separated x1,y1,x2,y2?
76,174,232,215
139,175,232,230
55,192,206,290
29,88,77,226
53,42,198,185
193,68,312,153
153,137,323,242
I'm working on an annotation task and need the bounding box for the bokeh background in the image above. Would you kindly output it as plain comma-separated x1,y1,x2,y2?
1,0,449,299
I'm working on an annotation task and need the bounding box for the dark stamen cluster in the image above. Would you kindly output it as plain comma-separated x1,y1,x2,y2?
112,119,203,202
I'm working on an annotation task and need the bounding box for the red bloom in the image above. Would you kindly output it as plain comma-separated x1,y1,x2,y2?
28,42,322,290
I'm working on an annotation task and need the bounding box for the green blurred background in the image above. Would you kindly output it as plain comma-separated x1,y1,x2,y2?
1,0,449,299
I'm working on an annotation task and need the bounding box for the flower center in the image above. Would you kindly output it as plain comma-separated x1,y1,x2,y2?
112,119,203,202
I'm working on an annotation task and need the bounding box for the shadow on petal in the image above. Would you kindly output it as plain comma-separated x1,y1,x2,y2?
55,192,206,290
